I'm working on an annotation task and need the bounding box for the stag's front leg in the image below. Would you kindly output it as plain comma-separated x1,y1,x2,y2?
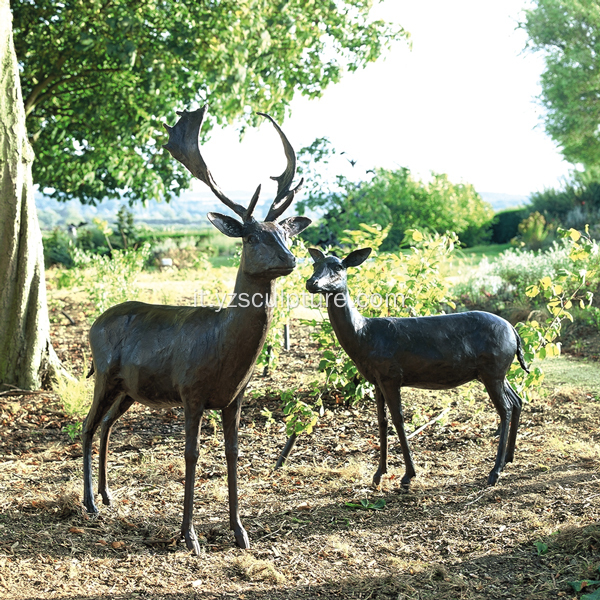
222,392,250,549
181,404,204,555
372,386,388,486
379,380,416,489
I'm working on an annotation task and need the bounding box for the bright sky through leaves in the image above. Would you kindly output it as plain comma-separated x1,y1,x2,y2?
197,0,571,202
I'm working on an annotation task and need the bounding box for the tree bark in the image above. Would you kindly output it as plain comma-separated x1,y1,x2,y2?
0,0,61,390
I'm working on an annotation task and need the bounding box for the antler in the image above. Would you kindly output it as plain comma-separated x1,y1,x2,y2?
258,112,304,222
163,106,257,221
164,106,302,222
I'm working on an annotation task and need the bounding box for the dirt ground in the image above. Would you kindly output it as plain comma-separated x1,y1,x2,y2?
0,301,599,600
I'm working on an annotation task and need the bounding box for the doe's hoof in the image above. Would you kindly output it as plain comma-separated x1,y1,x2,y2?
487,471,500,486
234,528,250,550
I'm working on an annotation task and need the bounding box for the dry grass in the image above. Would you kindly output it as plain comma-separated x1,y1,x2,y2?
2,305,600,599
1,375,599,599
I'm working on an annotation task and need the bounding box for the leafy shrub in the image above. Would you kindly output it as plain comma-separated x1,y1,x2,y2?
296,145,494,249
43,228,75,267
529,169,600,231
69,244,152,320
514,211,554,250
491,208,529,244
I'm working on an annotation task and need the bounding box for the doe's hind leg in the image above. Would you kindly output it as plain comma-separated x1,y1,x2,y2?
482,377,513,486
504,380,522,464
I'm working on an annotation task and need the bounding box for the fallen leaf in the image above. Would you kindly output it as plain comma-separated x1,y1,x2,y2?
69,527,84,534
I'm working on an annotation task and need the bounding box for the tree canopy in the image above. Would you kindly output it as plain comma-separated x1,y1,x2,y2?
11,0,405,204
522,0,600,167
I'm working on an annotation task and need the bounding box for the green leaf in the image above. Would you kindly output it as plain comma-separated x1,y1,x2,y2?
344,498,386,511
534,540,548,555
569,580,600,593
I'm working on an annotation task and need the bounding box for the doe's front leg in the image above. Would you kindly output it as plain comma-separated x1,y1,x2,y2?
372,386,388,486
379,380,416,489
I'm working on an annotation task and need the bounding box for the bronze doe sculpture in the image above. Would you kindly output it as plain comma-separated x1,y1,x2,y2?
82,106,310,553
306,247,528,488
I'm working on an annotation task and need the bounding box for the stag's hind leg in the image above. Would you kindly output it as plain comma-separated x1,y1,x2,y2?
378,379,416,488
98,395,135,506
481,377,513,485
82,376,123,513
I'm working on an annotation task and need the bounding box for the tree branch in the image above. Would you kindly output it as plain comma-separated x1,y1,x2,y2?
24,56,67,115
26,66,126,115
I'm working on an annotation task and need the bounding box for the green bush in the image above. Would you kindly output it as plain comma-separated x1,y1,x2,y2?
297,164,494,250
491,208,529,244
43,228,75,267
529,170,600,232
514,211,555,250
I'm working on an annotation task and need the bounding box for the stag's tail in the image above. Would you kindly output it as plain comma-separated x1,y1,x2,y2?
87,361,95,378
513,327,530,374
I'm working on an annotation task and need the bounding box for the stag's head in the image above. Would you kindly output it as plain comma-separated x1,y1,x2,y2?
306,247,372,295
164,106,311,280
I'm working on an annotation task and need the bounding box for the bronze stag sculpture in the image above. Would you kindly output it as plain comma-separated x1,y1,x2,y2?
82,106,310,553
306,247,528,488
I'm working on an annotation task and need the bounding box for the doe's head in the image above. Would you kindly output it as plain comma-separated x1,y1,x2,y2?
306,247,371,295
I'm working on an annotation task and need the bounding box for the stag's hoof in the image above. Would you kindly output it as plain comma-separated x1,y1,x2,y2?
372,471,383,486
82,498,99,514
400,474,414,490
234,527,250,550
183,531,202,556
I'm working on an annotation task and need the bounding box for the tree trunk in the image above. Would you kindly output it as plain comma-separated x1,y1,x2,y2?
0,0,61,390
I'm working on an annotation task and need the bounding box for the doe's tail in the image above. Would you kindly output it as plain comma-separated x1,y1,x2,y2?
513,326,530,374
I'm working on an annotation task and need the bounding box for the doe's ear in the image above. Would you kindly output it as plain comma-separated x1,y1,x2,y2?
279,216,312,237
308,247,326,263
208,212,244,238
343,247,371,268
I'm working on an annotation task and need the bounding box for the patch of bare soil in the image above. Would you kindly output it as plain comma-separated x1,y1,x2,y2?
1,306,599,600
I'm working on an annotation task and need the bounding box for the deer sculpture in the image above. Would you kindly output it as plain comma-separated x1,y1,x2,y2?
81,106,310,553
306,247,528,488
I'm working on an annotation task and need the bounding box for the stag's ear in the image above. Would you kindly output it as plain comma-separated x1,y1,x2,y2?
208,212,244,238
279,216,312,237
343,248,371,268
308,247,326,263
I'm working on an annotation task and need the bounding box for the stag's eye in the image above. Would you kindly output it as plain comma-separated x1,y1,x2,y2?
245,234,259,244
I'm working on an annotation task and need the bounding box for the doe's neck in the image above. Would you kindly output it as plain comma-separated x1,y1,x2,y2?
326,288,367,343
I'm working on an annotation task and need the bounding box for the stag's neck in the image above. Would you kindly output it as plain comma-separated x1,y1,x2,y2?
326,289,367,352
226,269,277,330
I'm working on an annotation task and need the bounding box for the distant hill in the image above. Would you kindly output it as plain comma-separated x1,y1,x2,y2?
479,192,529,212
35,189,252,231
36,189,532,232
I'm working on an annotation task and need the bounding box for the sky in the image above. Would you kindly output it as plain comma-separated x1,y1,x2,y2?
194,0,573,207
